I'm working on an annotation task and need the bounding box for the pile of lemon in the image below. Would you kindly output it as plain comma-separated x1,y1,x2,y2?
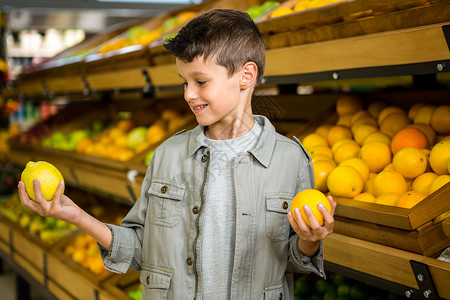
301,95,450,208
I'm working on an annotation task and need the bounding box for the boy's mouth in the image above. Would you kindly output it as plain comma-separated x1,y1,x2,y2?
192,104,208,113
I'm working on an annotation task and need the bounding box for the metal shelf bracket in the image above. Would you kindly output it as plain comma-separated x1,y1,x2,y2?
410,260,440,300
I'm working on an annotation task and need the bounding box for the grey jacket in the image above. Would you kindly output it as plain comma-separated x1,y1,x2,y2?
100,115,325,299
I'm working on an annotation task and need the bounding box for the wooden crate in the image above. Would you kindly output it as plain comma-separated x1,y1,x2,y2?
444,217,450,237
257,0,447,49
101,270,141,300
0,217,12,255
10,226,48,284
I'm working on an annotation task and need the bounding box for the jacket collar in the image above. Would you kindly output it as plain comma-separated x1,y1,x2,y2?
187,115,275,168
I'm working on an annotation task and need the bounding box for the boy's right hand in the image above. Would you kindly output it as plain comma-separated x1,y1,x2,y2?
18,179,83,226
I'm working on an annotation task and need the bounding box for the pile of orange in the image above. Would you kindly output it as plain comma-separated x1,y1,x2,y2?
301,97,450,209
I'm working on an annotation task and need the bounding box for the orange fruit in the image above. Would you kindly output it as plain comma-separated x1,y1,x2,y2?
327,125,353,146
367,101,387,119
75,138,93,153
302,133,328,150
374,193,400,206
350,110,371,126
337,114,352,127
408,103,425,121
331,138,357,154
372,170,408,197
429,175,450,194
429,141,450,175
290,189,331,227
383,163,394,171
336,94,363,116
360,141,392,173
270,7,293,18
117,119,135,132
414,105,436,125
340,158,370,182
353,192,375,203
430,105,450,135
379,113,410,138
312,160,336,193
396,191,426,209
392,147,427,179
362,131,391,146
327,165,363,198
390,127,429,155
448,158,450,174
407,123,436,146
350,117,378,134
378,106,406,125
412,172,438,195
311,154,334,163
315,124,333,138
353,124,378,145
333,142,360,164
363,178,374,194
308,145,333,159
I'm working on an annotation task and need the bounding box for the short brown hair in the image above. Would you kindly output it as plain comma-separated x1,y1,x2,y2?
164,9,265,85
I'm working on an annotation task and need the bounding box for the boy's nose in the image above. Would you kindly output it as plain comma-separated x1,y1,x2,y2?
184,85,197,101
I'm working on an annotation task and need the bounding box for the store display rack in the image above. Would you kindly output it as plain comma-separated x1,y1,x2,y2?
2,0,450,299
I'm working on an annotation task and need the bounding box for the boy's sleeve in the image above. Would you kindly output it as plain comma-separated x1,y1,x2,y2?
98,152,156,273
286,137,325,277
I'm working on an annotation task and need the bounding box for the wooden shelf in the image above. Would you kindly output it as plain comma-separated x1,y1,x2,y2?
323,233,450,299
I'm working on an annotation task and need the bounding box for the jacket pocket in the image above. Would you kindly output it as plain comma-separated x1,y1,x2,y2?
140,266,172,300
148,180,185,228
263,280,284,300
265,193,293,242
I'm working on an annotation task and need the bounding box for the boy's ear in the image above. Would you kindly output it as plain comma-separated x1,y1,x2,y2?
240,62,258,89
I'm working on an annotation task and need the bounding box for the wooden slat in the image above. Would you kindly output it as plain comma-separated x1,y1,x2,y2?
145,64,181,87
86,67,148,91
323,233,422,289
443,217,450,237
47,280,77,300
12,229,45,272
45,75,85,93
265,22,450,77
13,255,44,284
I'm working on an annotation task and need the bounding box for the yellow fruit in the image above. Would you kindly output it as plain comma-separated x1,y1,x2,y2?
383,163,394,171
408,103,425,121
290,189,331,227
430,105,450,135
327,165,363,198
333,142,360,164
353,124,378,145
396,191,426,209
429,141,450,175
337,114,352,127
350,110,371,126
302,133,328,150
350,117,378,134
379,113,410,138
339,158,370,182
327,125,353,146
392,147,427,179
363,178,374,194
336,95,363,116
412,172,438,195
315,124,333,138
407,123,436,146
308,145,333,159
353,192,375,203
429,175,450,194
294,0,310,11
372,170,408,197
362,131,391,146
312,160,336,193
414,105,436,125
21,161,64,201
360,141,392,173
270,7,293,18
331,138,357,154
311,154,334,163
374,193,400,206
378,106,406,125
367,101,387,119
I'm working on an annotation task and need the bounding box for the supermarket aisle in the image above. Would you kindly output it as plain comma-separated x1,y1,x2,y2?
0,261,48,300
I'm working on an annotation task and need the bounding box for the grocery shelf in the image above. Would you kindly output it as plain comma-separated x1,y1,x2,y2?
323,233,450,299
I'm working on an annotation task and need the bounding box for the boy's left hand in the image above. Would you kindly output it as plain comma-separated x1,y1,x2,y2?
287,195,336,257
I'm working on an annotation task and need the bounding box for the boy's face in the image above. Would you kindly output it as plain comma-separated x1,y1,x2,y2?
176,56,248,128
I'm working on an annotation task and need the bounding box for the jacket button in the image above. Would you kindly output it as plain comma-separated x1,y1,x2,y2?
160,185,168,193
186,257,193,266
192,206,199,214
282,201,288,210
201,155,208,163
279,292,283,299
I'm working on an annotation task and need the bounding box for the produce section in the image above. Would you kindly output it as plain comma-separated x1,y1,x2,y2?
1,0,450,299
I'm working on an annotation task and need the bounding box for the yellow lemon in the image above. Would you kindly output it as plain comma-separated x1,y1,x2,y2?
353,192,376,203
21,161,64,201
429,141,450,175
412,172,438,195
339,158,370,182
429,175,450,195
392,147,427,179
290,189,331,227
327,165,363,198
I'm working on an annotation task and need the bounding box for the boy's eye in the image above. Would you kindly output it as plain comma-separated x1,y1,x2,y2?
197,81,206,86
181,82,187,87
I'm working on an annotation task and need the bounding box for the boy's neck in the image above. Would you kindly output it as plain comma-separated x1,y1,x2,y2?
204,109,255,140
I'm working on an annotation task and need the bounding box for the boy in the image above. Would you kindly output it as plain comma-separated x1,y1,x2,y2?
18,9,336,299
